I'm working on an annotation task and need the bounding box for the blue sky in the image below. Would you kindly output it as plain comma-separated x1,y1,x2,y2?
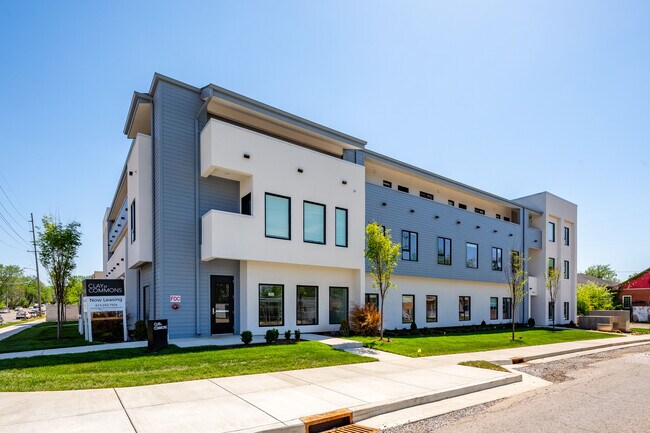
0,1,648,280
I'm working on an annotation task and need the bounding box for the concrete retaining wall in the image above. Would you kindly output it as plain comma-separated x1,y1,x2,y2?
578,315,613,331
590,310,630,332
46,304,79,322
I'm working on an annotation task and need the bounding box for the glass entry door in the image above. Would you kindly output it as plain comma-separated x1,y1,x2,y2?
210,275,234,334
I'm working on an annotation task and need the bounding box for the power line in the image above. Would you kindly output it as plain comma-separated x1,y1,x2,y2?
0,199,28,230
0,173,28,221
0,208,29,246
0,218,29,248
0,237,25,250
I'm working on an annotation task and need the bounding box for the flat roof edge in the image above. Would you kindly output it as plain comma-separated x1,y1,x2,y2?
122,91,152,136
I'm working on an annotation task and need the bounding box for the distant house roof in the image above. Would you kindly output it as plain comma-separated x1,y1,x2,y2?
618,267,650,289
577,273,619,288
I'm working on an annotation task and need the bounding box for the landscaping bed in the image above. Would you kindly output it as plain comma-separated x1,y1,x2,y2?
0,341,374,391
350,328,620,357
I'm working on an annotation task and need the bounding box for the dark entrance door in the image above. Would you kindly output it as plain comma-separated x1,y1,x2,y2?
210,275,234,334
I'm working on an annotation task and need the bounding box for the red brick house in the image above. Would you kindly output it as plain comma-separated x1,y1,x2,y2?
618,268,650,308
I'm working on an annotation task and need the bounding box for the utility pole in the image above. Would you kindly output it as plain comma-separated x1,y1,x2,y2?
29,213,42,315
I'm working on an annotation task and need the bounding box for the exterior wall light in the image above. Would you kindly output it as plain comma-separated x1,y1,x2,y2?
128,171,133,176
456,220,461,224
382,202,387,206
509,233,513,237
342,180,347,185
434,215,439,219
493,229,498,233
476,225,480,229
410,209,415,213
297,168,303,173
243,153,250,159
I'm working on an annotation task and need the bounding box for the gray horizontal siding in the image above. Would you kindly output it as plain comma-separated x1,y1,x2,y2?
366,183,525,284
198,259,240,336
199,176,240,215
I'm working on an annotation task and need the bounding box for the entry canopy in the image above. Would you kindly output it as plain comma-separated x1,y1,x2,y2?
83,279,125,297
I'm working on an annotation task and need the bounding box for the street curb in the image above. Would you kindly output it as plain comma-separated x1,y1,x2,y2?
493,337,650,365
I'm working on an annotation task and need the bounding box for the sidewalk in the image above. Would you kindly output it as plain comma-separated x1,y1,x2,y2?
0,334,648,433
0,318,45,342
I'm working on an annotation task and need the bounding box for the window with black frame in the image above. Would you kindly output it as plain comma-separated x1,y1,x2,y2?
438,237,452,265
459,296,471,321
426,295,437,322
466,243,478,268
303,201,325,244
491,247,502,271
490,297,498,320
402,295,414,323
503,297,512,320
259,284,284,326
265,193,290,239
402,230,418,261
329,287,348,324
296,285,318,325
365,293,378,308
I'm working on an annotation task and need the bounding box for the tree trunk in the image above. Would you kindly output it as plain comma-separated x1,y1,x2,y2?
57,300,62,340
379,294,385,341
511,303,515,342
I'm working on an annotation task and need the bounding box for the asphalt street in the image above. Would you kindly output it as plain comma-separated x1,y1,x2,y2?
386,344,650,433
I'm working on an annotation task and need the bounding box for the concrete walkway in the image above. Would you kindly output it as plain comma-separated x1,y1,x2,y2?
1,334,649,433
0,318,45,342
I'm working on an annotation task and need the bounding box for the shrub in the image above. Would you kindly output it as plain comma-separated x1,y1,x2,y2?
339,319,350,337
480,320,487,327
577,282,614,315
410,321,418,331
294,329,301,340
284,329,292,340
350,304,381,336
241,330,253,345
133,320,147,341
264,328,280,343
528,317,536,327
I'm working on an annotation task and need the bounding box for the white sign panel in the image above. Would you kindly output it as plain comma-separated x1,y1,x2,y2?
170,295,181,303
86,296,125,313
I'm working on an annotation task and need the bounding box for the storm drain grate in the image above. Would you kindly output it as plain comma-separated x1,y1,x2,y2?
322,425,379,433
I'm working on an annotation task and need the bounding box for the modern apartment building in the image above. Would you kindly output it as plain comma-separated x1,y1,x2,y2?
103,74,577,338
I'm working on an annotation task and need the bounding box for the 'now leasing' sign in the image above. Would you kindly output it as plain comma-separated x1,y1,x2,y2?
86,296,125,313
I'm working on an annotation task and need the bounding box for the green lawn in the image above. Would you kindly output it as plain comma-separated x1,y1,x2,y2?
0,322,98,354
350,328,620,357
459,360,510,373
631,328,650,334
0,317,42,329
0,341,374,391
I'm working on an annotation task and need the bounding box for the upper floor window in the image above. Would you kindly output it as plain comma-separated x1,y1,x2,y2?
504,216,511,222
265,193,291,240
474,207,485,215
448,200,455,206
459,203,467,210
402,230,418,261
491,247,503,271
383,180,392,188
438,237,452,265
420,191,434,200
397,185,409,193
335,207,348,247
564,260,570,279
548,221,556,242
130,199,136,243
548,257,556,275
496,214,501,220
563,227,570,246
303,201,325,244
466,243,478,268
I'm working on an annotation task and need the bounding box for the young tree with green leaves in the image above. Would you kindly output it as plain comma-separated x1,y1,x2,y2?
584,264,618,282
576,282,614,315
38,216,82,339
364,222,400,340
503,251,528,341
0,264,25,308
546,266,561,331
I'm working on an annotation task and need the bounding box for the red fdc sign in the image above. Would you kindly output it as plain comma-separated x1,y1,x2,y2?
170,295,181,303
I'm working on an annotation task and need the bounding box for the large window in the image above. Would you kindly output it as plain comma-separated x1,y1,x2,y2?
426,295,437,322
563,226,570,246
490,297,498,320
491,247,502,271
466,243,478,268
365,293,378,308
503,297,512,320
438,237,452,265
303,201,325,244
548,221,556,242
329,287,348,324
564,260,570,279
130,199,136,243
259,284,284,327
402,295,415,324
296,286,318,326
563,302,569,320
402,231,418,261
459,296,471,321
335,207,348,247
265,193,290,240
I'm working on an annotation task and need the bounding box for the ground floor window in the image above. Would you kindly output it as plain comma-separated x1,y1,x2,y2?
490,297,498,320
563,302,569,321
142,285,149,322
548,301,555,321
623,295,632,308
503,297,512,320
259,284,284,326
329,287,348,324
296,285,318,326
402,295,414,323
365,293,378,308
459,296,471,321
426,295,437,322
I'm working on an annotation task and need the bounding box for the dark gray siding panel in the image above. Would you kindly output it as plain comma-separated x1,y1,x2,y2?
139,263,153,321
199,259,240,336
152,81,203,338
366,183,524,284
199,176,240,215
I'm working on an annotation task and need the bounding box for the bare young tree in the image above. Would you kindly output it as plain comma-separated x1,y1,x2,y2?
546,266,561,331
38,216,82,339
503,250,529,341
364,222,400,341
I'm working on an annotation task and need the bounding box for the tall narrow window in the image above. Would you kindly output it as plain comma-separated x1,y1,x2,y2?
303,201,325,244
564,260,570,279
365,293,378,308
426,295,438,322
402,295,415,324
438,237,452,265
459,296,471,321
241,193,252,216
466,243,478,268
335,207,348,247
548,221,556,242
623,295,632,308
548,257,556,275
548,301,555,321
490,297,498,320
402,230,418,261
265,193,290,240
296,285,318,326
503,297,512,320
130,199,136,243
491,247,503,271
329,287,348,324
563,226,570,246
259,284,284,327
563,302,569,320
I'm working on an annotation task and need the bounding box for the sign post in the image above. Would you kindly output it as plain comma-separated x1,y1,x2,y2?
82,279,127,342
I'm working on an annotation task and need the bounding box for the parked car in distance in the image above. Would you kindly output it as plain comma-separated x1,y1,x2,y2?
0,307,9,314
0,315,4,325
15,310,31,320
15,307,23,312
